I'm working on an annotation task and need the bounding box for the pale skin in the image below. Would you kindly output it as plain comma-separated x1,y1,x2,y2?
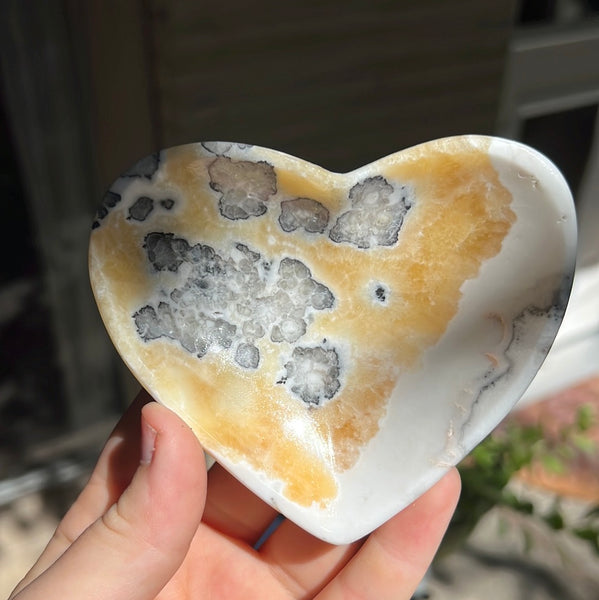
10,390,461,600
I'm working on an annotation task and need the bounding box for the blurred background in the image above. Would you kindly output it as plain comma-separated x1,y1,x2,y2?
0,0,598,598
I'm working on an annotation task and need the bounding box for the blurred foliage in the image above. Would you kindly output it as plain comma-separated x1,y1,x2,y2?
440,404,599,557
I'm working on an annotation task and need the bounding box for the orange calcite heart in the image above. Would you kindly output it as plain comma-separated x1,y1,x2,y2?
89,136,576,543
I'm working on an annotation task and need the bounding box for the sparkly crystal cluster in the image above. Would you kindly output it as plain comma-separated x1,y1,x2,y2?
132,232,337,403
207,156,413,250
282,346,341,406
330,176,412,249
208,157,277,220
119,153,415,407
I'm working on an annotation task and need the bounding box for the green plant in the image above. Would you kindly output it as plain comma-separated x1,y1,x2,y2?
439,404,599,557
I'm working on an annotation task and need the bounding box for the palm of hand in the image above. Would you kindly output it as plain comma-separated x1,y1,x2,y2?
11,392,460,600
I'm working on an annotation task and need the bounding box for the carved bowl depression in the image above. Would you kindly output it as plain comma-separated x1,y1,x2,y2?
89,136,576,544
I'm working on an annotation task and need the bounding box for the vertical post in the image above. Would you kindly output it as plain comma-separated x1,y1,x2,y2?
0,1,122,427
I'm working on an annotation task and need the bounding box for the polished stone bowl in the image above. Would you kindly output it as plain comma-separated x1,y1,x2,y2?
89,136,576,543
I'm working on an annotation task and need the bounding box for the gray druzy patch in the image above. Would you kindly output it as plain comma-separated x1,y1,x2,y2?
133,302,236,357
370,281,390,305
283,346,341,406
144,232,191,272
208,157,277,220
235,342,260,369
92,190,121,229
132,233,335,373
277,258,334,311
128,196,154,221
329,176,412,249
279,198,329,233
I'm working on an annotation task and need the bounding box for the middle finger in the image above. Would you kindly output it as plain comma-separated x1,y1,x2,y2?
259,519,362,598
201,463,279,546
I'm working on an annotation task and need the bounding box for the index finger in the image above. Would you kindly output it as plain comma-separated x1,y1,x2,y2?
317,468,461,600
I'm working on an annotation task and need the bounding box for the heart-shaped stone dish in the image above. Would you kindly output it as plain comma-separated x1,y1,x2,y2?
89,135,576,544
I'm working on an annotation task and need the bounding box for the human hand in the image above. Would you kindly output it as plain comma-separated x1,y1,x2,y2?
10,390,460,600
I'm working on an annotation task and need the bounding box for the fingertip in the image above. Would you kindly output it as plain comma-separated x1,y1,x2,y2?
317,470,462,600
140,401,207,507
366,468,462,571
14,402,210,600
435,467,462,510
141,401,205,463
405,468,461,526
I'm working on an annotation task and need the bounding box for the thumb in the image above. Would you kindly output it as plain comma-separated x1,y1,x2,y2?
15,402,207,600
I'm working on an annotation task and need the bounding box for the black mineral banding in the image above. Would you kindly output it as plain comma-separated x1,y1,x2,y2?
92,190,121,228
123,152,160,179
144,232,190,272
208,157,277,220
283,346,341,406
279,257,311,280
235,243,260,262
374,285,387,303
201,142,253,155
201,141,233,155
128,196,155,221
132,304,167,341
310,282,334,310
104,190,121,209
329,176,412,249
279,197,330,233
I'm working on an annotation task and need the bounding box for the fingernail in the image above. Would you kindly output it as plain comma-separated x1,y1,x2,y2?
141,418,157,465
